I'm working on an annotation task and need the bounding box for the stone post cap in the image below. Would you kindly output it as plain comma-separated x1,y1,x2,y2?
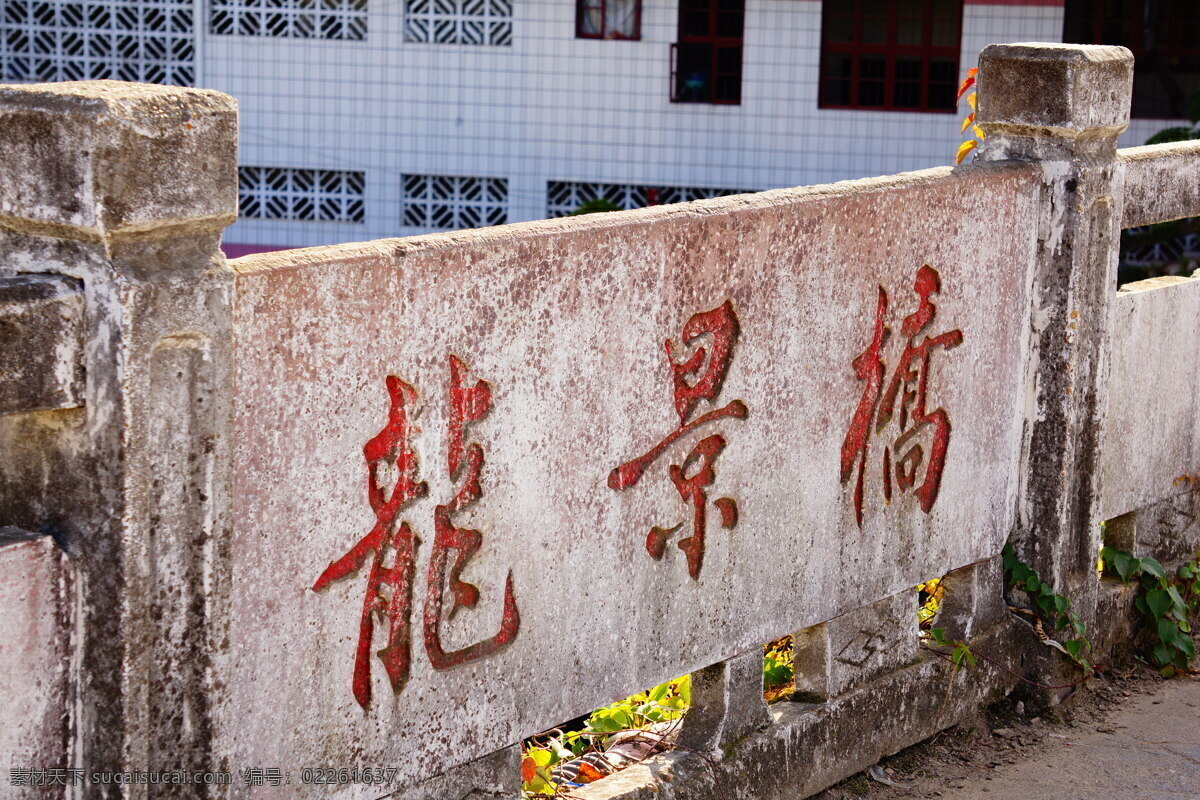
978,43,1133,141
0,81,238,242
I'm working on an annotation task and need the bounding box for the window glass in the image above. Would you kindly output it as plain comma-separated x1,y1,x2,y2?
578,0,639,39
820,0,962,112
859,55,886,106
823,53,853,105
897,15,922,45
1064,0,1198,118
861,15,887,43
827,14,854,43
580,0,603,35
931,16,956,47
606,0,637,37
674,0,743,104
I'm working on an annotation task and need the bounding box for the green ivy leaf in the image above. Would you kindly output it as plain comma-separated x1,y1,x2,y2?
1140,558,1166,580
1158,618,1182,648
953,645,976,669
592,715,622,733
1147,588,1172,617
1152,644,1172,666
1112,551,1133,582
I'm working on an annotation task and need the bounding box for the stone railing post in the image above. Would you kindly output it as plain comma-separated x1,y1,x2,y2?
0,81,237,795
677,648,772,757
975,45,1133,644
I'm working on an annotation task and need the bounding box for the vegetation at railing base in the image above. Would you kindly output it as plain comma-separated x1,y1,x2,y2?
520,675,690,797
1002,543,1093,671
918,578,944,627
763,635,794,702
926,626,976,669
1100,546,1200,677
522,539,1196,797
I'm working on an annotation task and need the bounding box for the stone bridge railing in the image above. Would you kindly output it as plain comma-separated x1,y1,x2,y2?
1,43,1198,800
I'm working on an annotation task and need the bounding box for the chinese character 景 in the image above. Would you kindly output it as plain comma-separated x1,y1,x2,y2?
609,301,747,578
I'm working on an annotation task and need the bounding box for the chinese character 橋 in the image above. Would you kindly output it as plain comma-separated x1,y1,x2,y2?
609,300,748,579
312,355,519,709
840,264,963,526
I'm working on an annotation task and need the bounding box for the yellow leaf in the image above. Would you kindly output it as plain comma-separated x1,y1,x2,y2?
972,124,986,141
956,67,978,101
955,139,977,165
960,112,975,134
967,92,977,112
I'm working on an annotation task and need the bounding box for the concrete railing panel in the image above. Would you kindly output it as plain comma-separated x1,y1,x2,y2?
222,162,1040,785
1120,142,1200,229
0,536,69,792
1101,274,1200,520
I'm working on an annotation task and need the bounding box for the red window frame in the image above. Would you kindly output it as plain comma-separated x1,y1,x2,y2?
576,0,642,41
1064,0,1200,119
819,0,963,113
671,0,744,105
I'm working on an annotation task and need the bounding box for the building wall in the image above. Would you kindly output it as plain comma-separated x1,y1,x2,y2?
2,0,1170,247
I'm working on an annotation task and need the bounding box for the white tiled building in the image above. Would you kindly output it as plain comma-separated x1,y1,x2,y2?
0,0,1190,252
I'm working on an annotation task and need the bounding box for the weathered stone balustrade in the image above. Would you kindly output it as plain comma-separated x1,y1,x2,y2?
1,43,1198,800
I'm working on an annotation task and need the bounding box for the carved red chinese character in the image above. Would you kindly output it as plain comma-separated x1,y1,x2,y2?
424,355,519,669
609,300,748,578
311,376,427,708
840,265,963,526
313,356,519,709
